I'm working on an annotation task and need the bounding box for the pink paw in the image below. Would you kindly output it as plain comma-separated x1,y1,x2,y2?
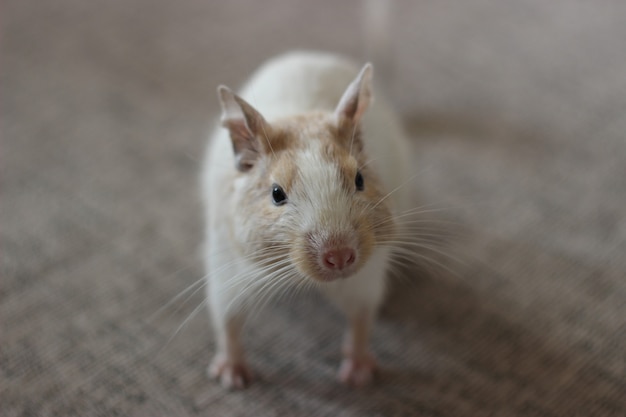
208,355,252,390
338,354,378,387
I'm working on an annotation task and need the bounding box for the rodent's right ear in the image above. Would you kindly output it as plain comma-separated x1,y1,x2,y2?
217,85,269,172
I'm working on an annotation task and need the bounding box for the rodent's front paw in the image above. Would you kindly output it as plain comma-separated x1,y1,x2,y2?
208,355,253,390
338,353,378,387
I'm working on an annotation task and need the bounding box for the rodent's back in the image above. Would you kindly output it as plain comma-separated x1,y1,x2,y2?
238,51,360,119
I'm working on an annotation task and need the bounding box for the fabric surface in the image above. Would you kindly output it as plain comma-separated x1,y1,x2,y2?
2,1,625,415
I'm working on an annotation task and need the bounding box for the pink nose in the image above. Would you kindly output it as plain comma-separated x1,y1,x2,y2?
322,247,356,270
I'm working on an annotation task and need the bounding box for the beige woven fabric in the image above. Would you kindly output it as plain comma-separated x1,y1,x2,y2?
2,0,625,415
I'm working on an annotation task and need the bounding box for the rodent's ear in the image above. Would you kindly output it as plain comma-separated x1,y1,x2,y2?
334,63,373,127
217,85,269,172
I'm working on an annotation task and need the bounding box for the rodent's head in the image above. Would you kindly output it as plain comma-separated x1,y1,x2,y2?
218,64,393,283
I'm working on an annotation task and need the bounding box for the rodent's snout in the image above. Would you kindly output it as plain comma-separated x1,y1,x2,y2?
322,247,356,271
301,232,360,282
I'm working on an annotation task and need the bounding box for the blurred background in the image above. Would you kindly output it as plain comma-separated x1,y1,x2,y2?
2,0,625,415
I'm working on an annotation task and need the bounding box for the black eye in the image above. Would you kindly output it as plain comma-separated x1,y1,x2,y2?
271,184,287,205
355,171,364,191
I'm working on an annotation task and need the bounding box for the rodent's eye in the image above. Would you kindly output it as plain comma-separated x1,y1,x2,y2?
271,184,288,206
355,170,365,191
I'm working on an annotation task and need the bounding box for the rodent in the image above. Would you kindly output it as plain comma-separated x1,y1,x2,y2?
202,51,412,389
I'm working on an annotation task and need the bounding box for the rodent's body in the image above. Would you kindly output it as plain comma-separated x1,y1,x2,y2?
202,51,412,389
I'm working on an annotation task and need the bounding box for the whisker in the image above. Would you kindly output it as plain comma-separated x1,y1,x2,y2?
223,262,295,314
369,169,427,211
248,269,296,314
159,297,210,354
217,257,292,294
387,244,462,279
358,157,379,170
156,244,291,316
386,238,467,265
147,265,206,322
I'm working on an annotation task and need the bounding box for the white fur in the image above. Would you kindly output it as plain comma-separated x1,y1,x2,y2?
202,51,412,388
291,142,356,235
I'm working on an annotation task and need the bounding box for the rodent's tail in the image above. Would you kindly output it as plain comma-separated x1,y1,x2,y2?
362,0,395,94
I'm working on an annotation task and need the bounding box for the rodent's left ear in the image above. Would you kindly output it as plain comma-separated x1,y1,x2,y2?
334,63,373,126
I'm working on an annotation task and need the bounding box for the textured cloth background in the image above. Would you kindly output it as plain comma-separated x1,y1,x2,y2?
2,1,625,416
